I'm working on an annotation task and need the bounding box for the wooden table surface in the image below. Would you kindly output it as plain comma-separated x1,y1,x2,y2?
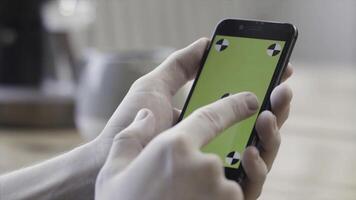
1,63,356,199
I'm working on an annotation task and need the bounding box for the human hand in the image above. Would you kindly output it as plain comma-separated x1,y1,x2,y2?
90,38,210,165
96,92,259,200
92,37,294,199
94,83,294,200
241,71,293,200
0,41,211,200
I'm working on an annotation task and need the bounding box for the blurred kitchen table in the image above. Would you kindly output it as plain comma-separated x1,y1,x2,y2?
1,64,356,199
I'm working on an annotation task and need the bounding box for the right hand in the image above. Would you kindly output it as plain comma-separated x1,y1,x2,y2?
95,92,259,200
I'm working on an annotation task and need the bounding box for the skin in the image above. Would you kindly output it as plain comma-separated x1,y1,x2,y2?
0,38,293,200
96,38,293,200
96,92,261,200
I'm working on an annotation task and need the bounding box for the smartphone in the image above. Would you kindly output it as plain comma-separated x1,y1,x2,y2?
178,19,298,183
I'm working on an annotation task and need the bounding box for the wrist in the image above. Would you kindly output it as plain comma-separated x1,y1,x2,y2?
88,137,114,170
0,138,113,200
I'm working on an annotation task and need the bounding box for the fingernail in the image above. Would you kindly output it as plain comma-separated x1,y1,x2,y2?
245,93,259,111
134,109,149,121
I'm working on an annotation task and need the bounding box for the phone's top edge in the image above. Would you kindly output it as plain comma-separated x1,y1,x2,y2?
217,18,294,26
215,18,298,38
291,24,299,39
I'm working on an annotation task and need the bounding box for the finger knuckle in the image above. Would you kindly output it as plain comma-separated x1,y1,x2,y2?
246,183,263,200
221,181,244,200
129,76,153,93
203,154,223,178
231,97,250,118
169,51,183,66
284,84,293,101
257,169,268,184
194,108,223,133
170,51,191,80
156,135,192,172
268,115,282,150
113,129,136,143
131,76,146,88
169,50,181,60
164,134,190,155
206,154,223,166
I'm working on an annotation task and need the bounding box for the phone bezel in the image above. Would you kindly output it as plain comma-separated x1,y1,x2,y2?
177,18,298,183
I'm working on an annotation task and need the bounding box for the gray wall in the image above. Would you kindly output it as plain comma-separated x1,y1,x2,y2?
79,0,356,65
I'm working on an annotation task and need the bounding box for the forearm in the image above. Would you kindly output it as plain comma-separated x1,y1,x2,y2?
0,140,109,200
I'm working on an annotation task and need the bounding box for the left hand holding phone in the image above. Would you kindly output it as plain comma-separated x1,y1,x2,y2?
0,38,292,200
95,38,293,200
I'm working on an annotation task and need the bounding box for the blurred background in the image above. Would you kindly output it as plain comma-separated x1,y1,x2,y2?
0,0,356,199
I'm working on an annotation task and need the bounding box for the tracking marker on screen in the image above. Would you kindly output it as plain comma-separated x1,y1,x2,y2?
215,39,229,52
267,43,281,56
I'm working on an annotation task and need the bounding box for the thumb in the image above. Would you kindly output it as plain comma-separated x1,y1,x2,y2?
105,108,156,173
150,38,209,95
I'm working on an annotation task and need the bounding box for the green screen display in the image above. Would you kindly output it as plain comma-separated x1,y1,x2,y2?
182,35,285,168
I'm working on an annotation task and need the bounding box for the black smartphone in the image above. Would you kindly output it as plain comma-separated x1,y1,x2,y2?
178,19,298,183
